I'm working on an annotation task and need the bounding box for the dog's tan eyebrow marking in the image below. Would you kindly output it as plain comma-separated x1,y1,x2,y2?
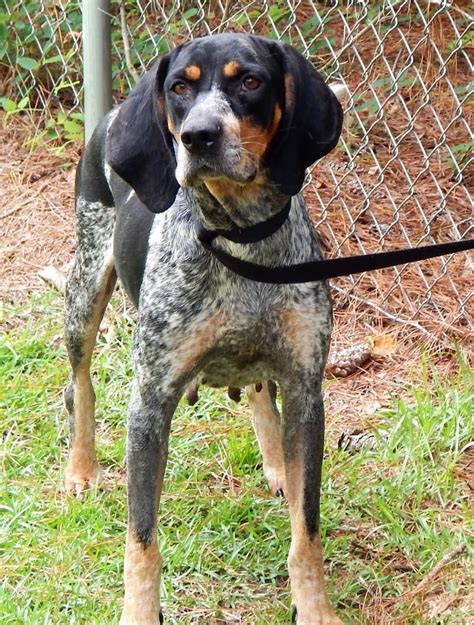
184,65,201,81
167,115,178,139
223,60,241,78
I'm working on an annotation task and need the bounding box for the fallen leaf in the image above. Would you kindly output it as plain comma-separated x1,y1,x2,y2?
366,334,397,356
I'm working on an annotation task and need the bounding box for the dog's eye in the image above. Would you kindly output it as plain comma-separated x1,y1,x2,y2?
242,76,261,91
172,81,187,95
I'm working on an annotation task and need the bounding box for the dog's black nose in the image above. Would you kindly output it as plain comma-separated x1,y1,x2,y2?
180,120,222,154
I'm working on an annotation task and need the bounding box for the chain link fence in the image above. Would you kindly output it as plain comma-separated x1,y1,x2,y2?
2,0,472,344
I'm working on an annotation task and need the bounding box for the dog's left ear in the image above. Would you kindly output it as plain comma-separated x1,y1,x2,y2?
106,55,179,213
267,42,343,196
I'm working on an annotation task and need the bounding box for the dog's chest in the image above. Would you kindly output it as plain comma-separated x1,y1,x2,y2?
160,285,329,388
164,289,280,381
139,211,332,388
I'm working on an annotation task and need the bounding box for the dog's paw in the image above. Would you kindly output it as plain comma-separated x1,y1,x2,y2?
64,461,101,498
119,608,163,625
264,464,287,498
291,605,344,625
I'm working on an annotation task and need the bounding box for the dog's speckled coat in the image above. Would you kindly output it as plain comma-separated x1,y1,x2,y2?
64,33,343,624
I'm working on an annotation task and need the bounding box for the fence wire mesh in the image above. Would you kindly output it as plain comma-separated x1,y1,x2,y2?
2,0,472,344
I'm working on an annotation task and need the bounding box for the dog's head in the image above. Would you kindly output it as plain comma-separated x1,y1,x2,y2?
107,34,342,212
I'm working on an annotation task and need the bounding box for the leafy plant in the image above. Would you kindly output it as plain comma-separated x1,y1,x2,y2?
445,140,474,176
0,0,82,120
0,95,29,119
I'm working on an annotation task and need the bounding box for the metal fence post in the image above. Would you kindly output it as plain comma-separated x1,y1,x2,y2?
83,0,112,142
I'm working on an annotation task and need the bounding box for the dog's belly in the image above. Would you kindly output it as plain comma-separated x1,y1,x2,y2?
197,356,274,388
191,313,284,388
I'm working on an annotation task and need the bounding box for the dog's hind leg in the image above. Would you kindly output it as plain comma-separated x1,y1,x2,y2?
282,383,343,625
246,381,287,497
64,196,116,495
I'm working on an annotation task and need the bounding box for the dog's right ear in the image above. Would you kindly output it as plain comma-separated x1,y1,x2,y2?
106,56,179,213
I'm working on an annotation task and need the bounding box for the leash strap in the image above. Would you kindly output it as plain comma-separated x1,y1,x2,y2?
197,216,474,283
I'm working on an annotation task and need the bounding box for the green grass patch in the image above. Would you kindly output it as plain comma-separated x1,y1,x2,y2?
1,292,472,624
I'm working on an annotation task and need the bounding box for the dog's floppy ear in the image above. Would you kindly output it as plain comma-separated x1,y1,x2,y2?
267,42,343,196
106,55,179,213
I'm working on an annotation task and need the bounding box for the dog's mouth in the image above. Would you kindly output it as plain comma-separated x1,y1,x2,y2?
175,150,258,188
200,164,258,184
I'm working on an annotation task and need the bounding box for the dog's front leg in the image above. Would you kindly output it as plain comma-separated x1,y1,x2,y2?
281,383,343,625
120,377,178,625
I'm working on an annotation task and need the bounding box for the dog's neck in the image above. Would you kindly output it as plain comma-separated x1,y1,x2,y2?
185,180,290,232
180,185,319,271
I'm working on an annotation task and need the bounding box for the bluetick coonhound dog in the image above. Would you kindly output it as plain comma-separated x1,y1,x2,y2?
64,33,343,624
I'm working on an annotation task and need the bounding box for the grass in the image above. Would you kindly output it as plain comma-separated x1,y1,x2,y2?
1,290,472,624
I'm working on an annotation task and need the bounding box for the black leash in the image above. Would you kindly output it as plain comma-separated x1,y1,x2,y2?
196,203,474,284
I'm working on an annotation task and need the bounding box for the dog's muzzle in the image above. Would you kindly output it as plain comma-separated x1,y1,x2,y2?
174,89,258,186
180,117,223,156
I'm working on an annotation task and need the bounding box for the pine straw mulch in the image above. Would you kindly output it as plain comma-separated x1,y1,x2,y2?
304,4,474,346
1,112,79,300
